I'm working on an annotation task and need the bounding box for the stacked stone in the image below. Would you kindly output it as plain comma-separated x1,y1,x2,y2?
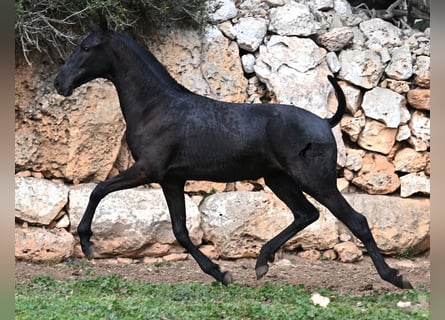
15,0,430,262
207,0,430,197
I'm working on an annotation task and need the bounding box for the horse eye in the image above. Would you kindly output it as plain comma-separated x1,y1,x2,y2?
82,46,90,52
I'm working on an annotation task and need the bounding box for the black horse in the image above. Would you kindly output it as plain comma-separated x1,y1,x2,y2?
54,21,412,289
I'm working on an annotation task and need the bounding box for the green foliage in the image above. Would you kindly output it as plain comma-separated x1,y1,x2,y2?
396,247,414,260
15,0,208,64
199,187,219,206
16,274,429,319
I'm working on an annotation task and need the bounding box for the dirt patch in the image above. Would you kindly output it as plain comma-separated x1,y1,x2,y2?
15,253,430,295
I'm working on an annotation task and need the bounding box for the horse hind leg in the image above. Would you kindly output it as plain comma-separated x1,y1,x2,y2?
255,173,320,280
286,142,412,289
309,188,413,289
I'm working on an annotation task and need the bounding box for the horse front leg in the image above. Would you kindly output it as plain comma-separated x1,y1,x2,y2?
161,179,233,285
77,162,151,259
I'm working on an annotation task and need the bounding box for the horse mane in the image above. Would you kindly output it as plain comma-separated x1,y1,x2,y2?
113,31,189,93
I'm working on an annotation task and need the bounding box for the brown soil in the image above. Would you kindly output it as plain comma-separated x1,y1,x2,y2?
15,253,430,296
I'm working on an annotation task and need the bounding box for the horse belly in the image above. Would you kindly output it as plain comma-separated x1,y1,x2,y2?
169,141,275,182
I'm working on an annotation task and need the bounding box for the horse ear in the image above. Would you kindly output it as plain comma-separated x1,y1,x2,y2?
89,17,108,34
98,15,108,32
89,20,100,33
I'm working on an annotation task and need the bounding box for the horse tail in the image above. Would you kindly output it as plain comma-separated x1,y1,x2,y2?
326,75,346,128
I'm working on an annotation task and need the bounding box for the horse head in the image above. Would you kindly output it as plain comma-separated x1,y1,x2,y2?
54,20,112,96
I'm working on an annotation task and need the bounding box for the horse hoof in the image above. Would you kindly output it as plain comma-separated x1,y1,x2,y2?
255,265,269,280
83,244,95,260
222,271,233,286
401,276,414,289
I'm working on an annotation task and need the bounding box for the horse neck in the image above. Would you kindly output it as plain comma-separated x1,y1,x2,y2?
107,34,186,122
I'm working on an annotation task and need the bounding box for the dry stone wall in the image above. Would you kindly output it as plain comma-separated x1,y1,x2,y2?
15,0,429,263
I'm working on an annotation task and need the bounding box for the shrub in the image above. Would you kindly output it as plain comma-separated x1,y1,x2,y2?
15,0,208,64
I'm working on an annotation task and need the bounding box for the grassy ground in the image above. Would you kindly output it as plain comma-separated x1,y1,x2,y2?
16,274,429,320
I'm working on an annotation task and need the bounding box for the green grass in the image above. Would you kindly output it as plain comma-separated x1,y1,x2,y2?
16,275,429,320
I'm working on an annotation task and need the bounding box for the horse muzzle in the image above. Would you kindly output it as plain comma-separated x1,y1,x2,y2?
54,75,73,97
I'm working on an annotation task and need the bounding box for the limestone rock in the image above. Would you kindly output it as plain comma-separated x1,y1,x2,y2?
207,0,238,23
400,172,430,197
184,180,227,194
413,56,430,88
396,125,411,142
361,87,408,128
333,241,362,263
298,249,321,261
325,52,341,73
344,148,364,171
339,233,352,242
352,153,400,194
237,0,269,16
322,249,337,260
383,79,410,94
241,54,256,74
380,47,391,63
15,225,75,262
315,27,354,52
200,191,339,259
163,253,189,262
357,119,397,155
393,148,429,173
313,0,334,10
15,177,69,225
344,194,430,254
268,1,321,36
257,36,327,74
217,21,236,40
201,26,248,102
333,126,347,168
153,26,248,103
385,45,413,80
359,18,403,52
234,17,268,52
265,0,286,7
55,214,70,229
407,89,430,111
151,28,215,98
338,81,362,115
199,244,220,259
333,0,353,15
68,185,203,258
15,79,125,183
255,36,332,117
341,113,365,142
408,111,430,151
338,49,384,89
